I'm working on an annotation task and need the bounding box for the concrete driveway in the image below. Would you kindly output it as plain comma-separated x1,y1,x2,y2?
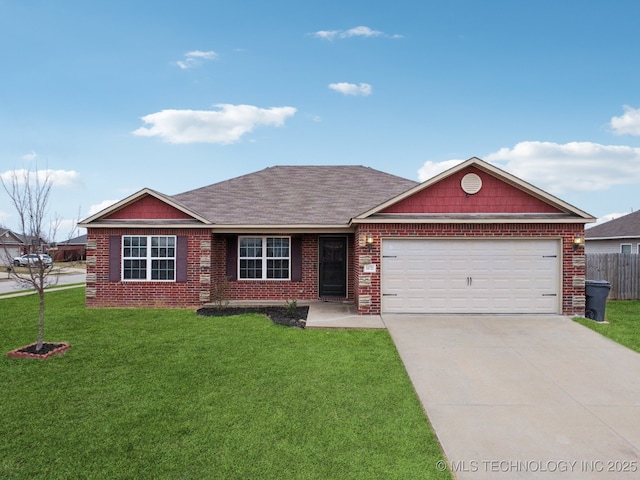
383,314,640,479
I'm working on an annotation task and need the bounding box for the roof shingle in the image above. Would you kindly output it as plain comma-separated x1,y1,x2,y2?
172,165,418,225
585,210,640,239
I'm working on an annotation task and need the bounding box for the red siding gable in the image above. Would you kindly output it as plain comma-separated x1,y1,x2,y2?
105,195,194,220
381,167,563,214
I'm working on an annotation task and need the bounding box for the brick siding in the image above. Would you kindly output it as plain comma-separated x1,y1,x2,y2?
354,223,585,316
86,228,209,308
86,230,355,308
212,234,355,303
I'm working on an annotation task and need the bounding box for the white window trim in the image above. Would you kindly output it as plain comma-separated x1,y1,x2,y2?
620,243,632,254
122,235,177,282
238,235,291,281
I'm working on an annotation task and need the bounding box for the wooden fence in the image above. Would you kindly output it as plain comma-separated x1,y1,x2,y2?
586,254,640,300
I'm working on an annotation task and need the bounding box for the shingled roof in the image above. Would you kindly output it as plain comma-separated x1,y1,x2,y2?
585,210,640,239
172,165,418,225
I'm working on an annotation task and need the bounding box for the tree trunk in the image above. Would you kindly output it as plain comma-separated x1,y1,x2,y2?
36,287,45,352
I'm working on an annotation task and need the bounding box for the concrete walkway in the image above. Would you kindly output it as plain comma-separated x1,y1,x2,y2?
384,314,640,479
305,301,385,328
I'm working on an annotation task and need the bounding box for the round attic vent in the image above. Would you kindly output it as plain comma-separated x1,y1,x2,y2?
461,173,482,195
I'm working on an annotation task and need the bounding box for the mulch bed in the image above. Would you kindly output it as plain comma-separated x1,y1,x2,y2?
7,342,70,360
197,306,309,328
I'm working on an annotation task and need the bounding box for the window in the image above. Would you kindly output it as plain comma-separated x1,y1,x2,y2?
239,236,290,280
621,244,632,254
122,235,176,281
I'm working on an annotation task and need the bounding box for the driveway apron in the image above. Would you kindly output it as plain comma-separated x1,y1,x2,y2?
383,315,640,479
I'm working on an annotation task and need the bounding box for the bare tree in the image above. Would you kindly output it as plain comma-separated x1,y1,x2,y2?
1,167,60,352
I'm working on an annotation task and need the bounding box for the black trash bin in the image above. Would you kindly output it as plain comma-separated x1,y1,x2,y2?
585,280,611,322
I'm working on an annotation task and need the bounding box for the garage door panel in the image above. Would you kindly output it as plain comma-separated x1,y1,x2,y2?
2,247,21,265
381,239,561,314
383,296,404,311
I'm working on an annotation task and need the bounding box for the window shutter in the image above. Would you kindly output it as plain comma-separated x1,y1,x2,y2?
176,236,188,282
226,236,237,280
109,235,121,282
291,236,302,281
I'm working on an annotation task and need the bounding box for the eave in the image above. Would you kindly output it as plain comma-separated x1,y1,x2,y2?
82,221,355,234
586,235,640,241
210,225,354,234
80,220,212,229
0,229,25,244
352,213,595,225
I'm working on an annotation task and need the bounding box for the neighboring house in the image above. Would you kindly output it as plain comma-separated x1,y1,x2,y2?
79,157,595,316
585,210,640,254
0,229,51,266
51,234,87,262
0,228,24,266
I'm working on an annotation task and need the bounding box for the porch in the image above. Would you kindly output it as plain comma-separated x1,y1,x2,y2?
203,299,384,329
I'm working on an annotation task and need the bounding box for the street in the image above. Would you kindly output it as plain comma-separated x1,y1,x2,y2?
0,267,86,297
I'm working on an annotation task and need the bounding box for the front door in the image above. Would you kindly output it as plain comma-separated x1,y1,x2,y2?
319,237,347,297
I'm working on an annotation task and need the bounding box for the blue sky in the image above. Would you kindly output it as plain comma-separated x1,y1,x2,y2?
2,0,640,239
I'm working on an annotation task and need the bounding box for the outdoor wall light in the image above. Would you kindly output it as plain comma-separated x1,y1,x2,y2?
366,234,374,251
573,234,584,251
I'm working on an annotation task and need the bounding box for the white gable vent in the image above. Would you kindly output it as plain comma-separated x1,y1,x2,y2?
461,173,482,195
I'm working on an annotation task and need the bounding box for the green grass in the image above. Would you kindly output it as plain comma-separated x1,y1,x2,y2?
0,289,450,479
574,300,640,353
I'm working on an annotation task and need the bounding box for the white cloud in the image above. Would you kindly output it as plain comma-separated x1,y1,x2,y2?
485,141,640,193
49,170,81,187
313,30,340,41
0,210,10,225
610,105,640,136
585,212,628,229
418,159,466,181
88,199,119,216
132,104,297,144
418,141,640,194
22,151,37,161
0,169,80,188
342,26,383,38
176,50,217,69
328,82,372,96
311,25,401,40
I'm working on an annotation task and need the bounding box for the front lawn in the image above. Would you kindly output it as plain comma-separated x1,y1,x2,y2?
1,289,450,479
574,300,640,353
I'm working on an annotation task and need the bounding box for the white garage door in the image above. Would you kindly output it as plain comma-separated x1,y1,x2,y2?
382,239,561,314
1,246,21,266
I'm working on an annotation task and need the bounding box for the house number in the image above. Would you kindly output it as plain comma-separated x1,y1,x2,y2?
364,264,377,273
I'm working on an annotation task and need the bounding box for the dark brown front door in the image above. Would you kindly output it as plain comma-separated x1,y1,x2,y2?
319,237,347,297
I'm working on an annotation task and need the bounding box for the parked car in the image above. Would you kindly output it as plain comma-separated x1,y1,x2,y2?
12,254,53,268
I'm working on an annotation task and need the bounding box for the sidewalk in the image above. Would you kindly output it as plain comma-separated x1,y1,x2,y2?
0,283,85,299
0,267,86,298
